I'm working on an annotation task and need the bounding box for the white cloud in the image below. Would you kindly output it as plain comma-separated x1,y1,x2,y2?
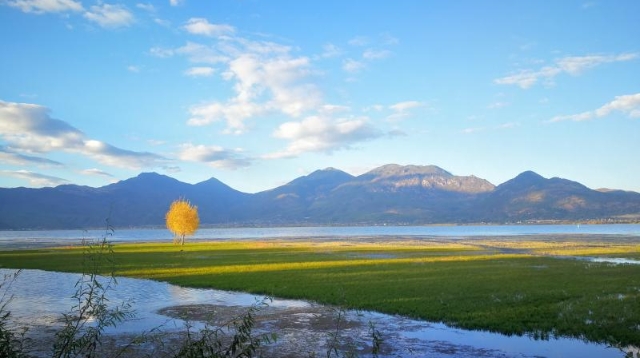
364,105,384,112
187,100,265,134
549,93,640,122
321,43,342,58
136,3,155,12
81,168,114,177
343,58,365,73
387,101,422,121
265,115,382,159
184,18,235,37
186,49,322,133
83,4,134,28
348,36,369,47
4,0,83,13
319,104,350,115
494,66,561,89
495,53,638,89
487,101,509,109
380,33,399,46
157,29,391,136
82,139,164,168
497,122,519,129
185,66,215,77
0,170,68,187
556,53,637,74
363,49,391,60
175,41,228,63
0,145,63,166
162,165,181,173
169,0,184,6
462,127,484,134
389,101,422,112
0,100,85,152
154,18,171,27
178,143,251,169
0,100,166,169
127,65,140,73
150,46,174,58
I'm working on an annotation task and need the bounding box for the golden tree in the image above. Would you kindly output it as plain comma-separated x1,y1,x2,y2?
165,199,199,246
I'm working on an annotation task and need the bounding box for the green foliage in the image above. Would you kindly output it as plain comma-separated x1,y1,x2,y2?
1,239,639,348
0,270,27,358
52,225,134,358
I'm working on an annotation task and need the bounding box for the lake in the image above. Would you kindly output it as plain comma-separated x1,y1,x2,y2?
1,223,639,249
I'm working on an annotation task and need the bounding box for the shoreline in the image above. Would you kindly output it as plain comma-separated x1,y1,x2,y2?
2,232,640,251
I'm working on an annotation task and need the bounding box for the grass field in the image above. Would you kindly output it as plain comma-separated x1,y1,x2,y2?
1,236,639,347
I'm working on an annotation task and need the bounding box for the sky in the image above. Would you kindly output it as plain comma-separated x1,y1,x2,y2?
1,0,639,193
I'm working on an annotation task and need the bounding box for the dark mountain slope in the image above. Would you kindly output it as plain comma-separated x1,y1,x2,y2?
0,173,246,229
240,168,355,223
473,171,640,221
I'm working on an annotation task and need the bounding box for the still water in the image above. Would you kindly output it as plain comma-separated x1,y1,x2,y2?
1,269,632,358
1,224,639,249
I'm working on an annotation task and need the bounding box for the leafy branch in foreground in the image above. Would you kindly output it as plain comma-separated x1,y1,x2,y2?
174,297,276,358
321,305,384,358
0,269,27,358
52,223,134,358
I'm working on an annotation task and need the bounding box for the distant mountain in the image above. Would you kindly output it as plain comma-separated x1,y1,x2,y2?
306,164,495,224
242,168,354,224
0,172,247,229
472,171,640,222
1,165,639,229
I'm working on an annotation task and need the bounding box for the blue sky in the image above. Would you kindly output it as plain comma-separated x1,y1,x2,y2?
1,0,639,193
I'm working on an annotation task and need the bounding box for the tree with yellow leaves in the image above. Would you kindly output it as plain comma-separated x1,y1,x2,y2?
165,198,199,246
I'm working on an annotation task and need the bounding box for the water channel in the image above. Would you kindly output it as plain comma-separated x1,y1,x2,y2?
1,268,635,358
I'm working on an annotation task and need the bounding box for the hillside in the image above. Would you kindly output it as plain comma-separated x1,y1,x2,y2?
1,165,639,229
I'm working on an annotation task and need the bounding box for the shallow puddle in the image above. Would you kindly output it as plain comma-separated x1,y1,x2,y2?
0,269,634,357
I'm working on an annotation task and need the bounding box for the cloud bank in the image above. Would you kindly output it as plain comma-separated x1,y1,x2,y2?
550,93,640,122
0,100,166,169
495,53,638,89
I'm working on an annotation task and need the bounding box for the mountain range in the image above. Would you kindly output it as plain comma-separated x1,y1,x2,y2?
1,164,639,229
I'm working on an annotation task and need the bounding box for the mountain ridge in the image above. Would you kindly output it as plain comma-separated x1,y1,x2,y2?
1,164,639,229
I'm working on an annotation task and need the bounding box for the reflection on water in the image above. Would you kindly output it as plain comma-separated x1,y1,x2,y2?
585,257,640,265
553,256,640,265
0,269,632,357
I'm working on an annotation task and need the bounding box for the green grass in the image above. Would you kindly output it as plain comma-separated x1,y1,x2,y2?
1,239,639,347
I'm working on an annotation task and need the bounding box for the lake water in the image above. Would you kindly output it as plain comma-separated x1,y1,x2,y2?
1,223,640,249
1,269,633,358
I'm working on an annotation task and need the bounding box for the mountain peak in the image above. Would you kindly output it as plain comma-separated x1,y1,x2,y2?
497,171,546,190
288,167,354,186
132,172,181,184
515,171,545,181
365,164,452,178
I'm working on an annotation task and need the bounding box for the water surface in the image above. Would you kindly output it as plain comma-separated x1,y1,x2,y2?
1,224,639,249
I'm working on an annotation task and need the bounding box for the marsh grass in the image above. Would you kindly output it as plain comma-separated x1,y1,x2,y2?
1,239,639,347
